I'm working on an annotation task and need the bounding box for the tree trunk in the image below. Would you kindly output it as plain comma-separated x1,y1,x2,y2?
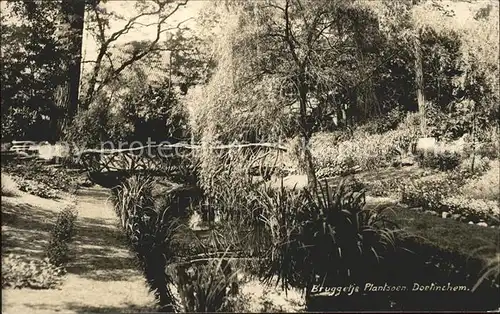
53,83,70,142
297,76,317,190
61,0,85,127
353,15,380,121
414,32,426,136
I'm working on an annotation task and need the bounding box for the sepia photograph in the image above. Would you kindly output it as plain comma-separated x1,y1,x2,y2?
1,0,499,312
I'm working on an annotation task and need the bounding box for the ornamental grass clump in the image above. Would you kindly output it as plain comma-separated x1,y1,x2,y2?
178,257,241,312
113,175,180,311
470,221,500,292
258,179,399,301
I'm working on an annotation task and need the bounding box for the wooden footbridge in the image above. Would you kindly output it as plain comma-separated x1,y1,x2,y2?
77,142,289,188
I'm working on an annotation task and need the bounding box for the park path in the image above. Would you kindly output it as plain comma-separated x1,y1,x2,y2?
2,165,419,313
2,185,157,314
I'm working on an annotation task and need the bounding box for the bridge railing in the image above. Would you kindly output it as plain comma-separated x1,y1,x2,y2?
76,142,289,179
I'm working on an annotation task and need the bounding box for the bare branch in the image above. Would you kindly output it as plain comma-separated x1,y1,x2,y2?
81,0,189,108
92,5,108,45
304,10,328,63
284,0,300,65
263,2,285,12
105,2,169,44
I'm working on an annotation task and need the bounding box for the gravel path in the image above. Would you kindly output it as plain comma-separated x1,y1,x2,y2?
2,186,157,314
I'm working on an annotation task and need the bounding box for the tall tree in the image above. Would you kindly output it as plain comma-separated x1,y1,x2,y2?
367,0,464,137
3,0,96,140
1,1,69,141
366,0,427,134
3,0,192,140
60,0,87,121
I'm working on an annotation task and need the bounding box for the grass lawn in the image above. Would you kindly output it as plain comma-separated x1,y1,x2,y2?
385,204,500,259
318,164,499,261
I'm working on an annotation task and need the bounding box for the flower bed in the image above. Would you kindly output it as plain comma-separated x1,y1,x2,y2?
441,196,499,226
460,161,499,202
400,174,457,209
400,164,500,226
2,159,78,193
311,114,421,178
12,176,59,199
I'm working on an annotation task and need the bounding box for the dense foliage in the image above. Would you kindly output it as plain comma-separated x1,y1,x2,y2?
65,78,188,147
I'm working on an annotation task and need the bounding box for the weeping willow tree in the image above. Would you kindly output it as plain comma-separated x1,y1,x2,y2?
188,0,383,190
186,2,290,193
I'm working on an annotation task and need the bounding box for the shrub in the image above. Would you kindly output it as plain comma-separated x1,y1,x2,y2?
46,206,77,266
400,174,457,210
1,106,49,141
368,179,402,197
357,107,406,134
65,102,118,148
46,239,70,267
474,142,499,159
315,153,357,179
52,207,78,242
417,151,461,171
119,79,188,143
473,126,499,159
441,195,499,225
311,116,420,177
67,78,188,147
458,155,491,176
2,254,65,289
